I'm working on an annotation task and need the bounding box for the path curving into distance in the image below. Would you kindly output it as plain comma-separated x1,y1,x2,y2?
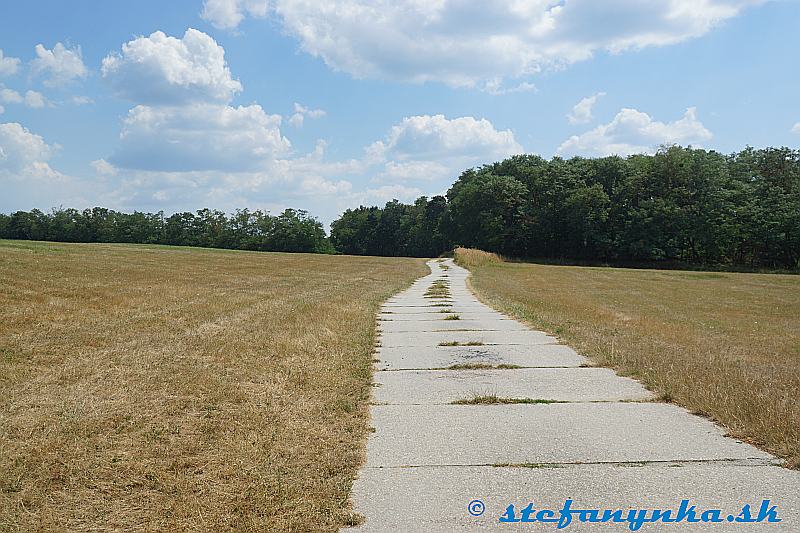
347,259,800,532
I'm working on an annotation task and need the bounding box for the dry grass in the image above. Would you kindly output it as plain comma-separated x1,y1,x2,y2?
437,341,484,347
451,393,562,405
0,240,426,532
423,280,450,300
458,249,800,468
453,247,503,268
446,364,522,370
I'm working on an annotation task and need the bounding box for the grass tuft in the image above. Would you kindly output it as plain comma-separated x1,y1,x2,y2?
493,463,565,469
446,363,523,370
451,393,563,405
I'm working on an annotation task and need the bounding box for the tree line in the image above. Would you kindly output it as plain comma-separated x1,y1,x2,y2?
2,145,798,268
331,146,800,269
0,207,332,253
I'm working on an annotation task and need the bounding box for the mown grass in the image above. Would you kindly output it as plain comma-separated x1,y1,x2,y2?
454,248,800,468
0,240,426,532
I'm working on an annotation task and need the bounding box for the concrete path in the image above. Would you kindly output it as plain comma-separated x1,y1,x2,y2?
347,260,800,532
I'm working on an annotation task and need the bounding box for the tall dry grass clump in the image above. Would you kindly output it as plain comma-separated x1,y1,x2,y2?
0,240,426,532
453,247,503,269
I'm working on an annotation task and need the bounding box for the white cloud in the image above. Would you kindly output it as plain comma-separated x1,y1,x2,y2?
267,0,765,87
0,105,4,115
110,103,290,172
72,96,93,105
792,123,800,134
0,86,23,104
482,79,537,96
299,175,352,195
90,158,117,176
24,90,46,108
363,184,423,204
31,43,88,87
201,0,269,30
101,29,242,104
557,107,712,157
375,114,522,162
0,122,62,180
0,50,21,77
288,102,326,127
378,160,451,182
568,92,606,124
0,86,47,108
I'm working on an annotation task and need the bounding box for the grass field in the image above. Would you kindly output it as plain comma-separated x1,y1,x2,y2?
0,240,426,532
455,248,800,469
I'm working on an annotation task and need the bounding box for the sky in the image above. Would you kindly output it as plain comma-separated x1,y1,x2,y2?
1,0,799,224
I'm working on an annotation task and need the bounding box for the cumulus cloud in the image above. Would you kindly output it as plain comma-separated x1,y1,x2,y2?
288,102,326,127
482,79,537,96
31,43,88,86
201,0,269,29
110,103,289,172
102,29,289,176
24,90,46,108
0,122,62,180
0,86,47,108
0,50,21,77
0,86,23,104
101,29,242,104
374,114,522,162
264,0,765,87
90,158,117,176
568,92,606,124
363,184,423,204
792,123,800,134
379,160,452,182
557,107,712,157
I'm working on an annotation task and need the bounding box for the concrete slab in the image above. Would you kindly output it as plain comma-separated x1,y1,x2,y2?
365,404,771,467
378,330,558,347
379,312,514,321
350,463,800,532
379,318,529,333
381,301,455,308
375,344,588,370
373,368,654,404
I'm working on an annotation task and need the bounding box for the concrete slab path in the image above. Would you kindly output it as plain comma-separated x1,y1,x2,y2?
347,259,800,532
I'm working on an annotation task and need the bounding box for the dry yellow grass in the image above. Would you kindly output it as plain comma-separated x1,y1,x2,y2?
452,247,502,268
455,248,800,469
0,240,426,532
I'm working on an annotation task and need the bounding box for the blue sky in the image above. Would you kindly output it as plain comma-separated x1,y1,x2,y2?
1,0,799,223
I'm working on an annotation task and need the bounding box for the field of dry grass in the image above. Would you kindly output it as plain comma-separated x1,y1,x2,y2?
0,240,426,532
455,248,800,469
